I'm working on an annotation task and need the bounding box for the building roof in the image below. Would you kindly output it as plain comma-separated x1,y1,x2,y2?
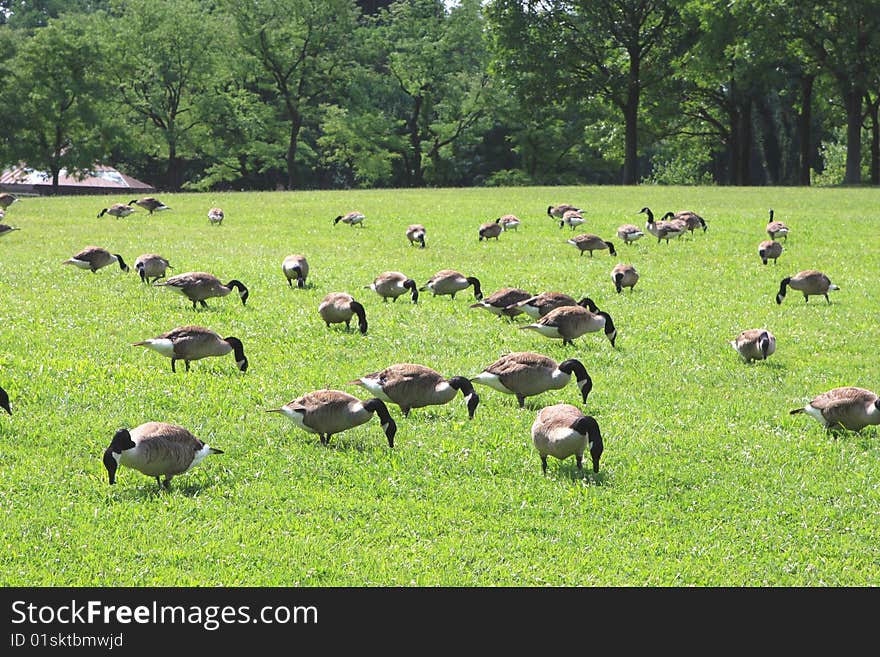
0,164,155,194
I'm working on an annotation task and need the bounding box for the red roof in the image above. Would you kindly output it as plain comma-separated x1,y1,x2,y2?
0,164,154,191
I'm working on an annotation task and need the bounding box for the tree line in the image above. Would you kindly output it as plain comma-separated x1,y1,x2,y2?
1,0,878,193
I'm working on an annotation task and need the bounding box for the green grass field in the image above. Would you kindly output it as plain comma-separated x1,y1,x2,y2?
1,185,878,586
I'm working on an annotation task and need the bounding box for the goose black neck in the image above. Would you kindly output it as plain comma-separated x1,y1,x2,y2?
448,376,480,418
226,280,249,305
363,398,396,447
405,279,419,303
614,272,624,293
605,241,616,255
547,206,553,217
114,255,129,272
578,297,598,313
224,336,248,372
759,333,771,359
574,415,603,472
136,263,146,282
467,277,483,300
0,387,10,415
599,311,615,333
559,359,592,402
776,277,790,304
661,212,674,220
350,301,368,334
640,207,653,221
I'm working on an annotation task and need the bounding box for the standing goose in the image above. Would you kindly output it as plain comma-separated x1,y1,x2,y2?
766,209,789,241
559,210,585,230
758,240,783,265
62,246,129,273
266,389,397,447
567,233,616,257
133,325,248,373
470,287,532,319
547,204,580,219
510,293,597,320
349,363,480,419
129,197,171,214
497,214,521,231
319,292,368,334
0,193,18,209
367,271,419,303
775,270,839,305
531,404,604,474
0,386,10,415
334,211,366,227
639,207,685,244
154,271,249,309
790,387,880,432
97,203,137,219
478,221,503,241
471,352,592,409
102,422,223,489
611,263,639,293
616,224,645,244
406,224,426,248
669,210,707,233
282,254,309,288
134,253,172,284
207,207,224,226
419,269,483,301
730,329,776,363
0,224,20,237
520,304,617,347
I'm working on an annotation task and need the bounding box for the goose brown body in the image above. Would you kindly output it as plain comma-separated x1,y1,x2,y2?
319,292,368,333
133,325,248,372
419,269,483,300
511,292,596,320
130,197,170,214
134,253,172,283
730,329,776,363
97,203,136,219
282,254,309,288
479,221,503,241
611,263,639,293
766,209,789,240
497,214,521,231
155,271,249,309
758,240,783,265
62,246,129,273
369,271,418,303
470,287,532,317
616,224,645,244
547,204,580,218
775,270,838,304
0,224,20,237
567,233,616,257
471,352,593,408
208,207,224,225
520,305,617,347
406,224,426,248
334,211,366,227
790,387,880,432
559,210,585,230
531,404,604,474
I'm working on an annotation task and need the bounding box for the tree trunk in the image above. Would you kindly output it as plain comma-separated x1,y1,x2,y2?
286,110,303,191
867,96,880,185
844,87,863,185
797,75,814,186
408,95,423,187
168,141,179,192
735,99,752,185
622,52,640,185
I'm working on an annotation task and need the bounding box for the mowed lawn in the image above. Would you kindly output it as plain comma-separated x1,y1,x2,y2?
0,185,878,586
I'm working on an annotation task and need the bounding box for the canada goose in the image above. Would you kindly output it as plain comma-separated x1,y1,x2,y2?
469,287,532,318
611,263,639,293
497,214,521,231
730,329,776,363
406,224,426,248
766,209,789,241
0,386,10,414
350,363,479,419
282,254,309,288
531,404,603,474
658,212,690,241
134,253,172,284
97,203,137,219
471,352,592,408
790,387,880,432
208,207,224,226
547,204,580,219
559,210,585,230
0,224,20,237
133,325,248,372
0,193,18,209
129,197,171,214
478,221,503,241
775,270,839,305
758,240,783,265
639,207,685,244
567,233,616,257
419,269,483,300
102,422,223,489
334,211,366,227
266,389,397,447
367,271,419,303
62,246,129,273
669,210,707,233
510,293,598,320
520,304,617,347
319,292,368,334
616,224,645,244
154,272,249,309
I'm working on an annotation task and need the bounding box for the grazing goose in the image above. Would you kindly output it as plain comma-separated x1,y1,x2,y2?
102,422,223,489
419,269,483,301
639,207,685,244
616,224,645,244
531,404,604,474
547,204,580,219
611,263,639,293
758,240,783,265
266,389,397,447
775,270,839,305
207,207,224,226
567,233,616,257
510,293,597,320
497,214,521,231
134,253,172,284
730,329,776,363
0,192,18,209
471,352,592,408
133,325,248,373
282,254,309,288
668,210,707,233
559,210,585,230
349,363,480,419
478,221,503,241
154,272,249,309
368,271,419,303
520,304,617,347
0,386,10,415
62,246,129,273
334,211,366,227
470,287,532,318
790,387,880,432
766,209,789,241
0,223,20,237
319,292,368,334
129,197,171,214
406,224,426,248
97,203,137,219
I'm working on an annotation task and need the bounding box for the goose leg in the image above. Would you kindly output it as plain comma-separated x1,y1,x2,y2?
171,359,177,373
541,456,548,475
516,393,526,409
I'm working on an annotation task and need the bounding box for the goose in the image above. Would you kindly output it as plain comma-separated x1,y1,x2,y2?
775,270,838,305
266,389,397,447
668,210,707,233
419,269,483,301
319,292,368,334
0,386,10,415
658,212,690,241
639,207,685,244
559,210,585,230
406,224,426,248
62,246,129,273
611,263,639,293
531,404,604,474
349,363,480,419
102,422,223,489
334,211,366,227
547,204,580,219
730,329,776,363
616,224,645,244
208,207,224,226
758,240,783,265
0,192,17,209
567,233,616,257
478,221,503,241
0,224,20,237
134,253,172,284
520,304,617,347
97,203,137,219
469,287,532,318
154,272,249,309
133,325,248,373
509,293,597,320
282,254,309,288
766,209,789,241
367,271,418,303
471,352,592,408
790,387,880,432
497,214,521,231
129,197,171,214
